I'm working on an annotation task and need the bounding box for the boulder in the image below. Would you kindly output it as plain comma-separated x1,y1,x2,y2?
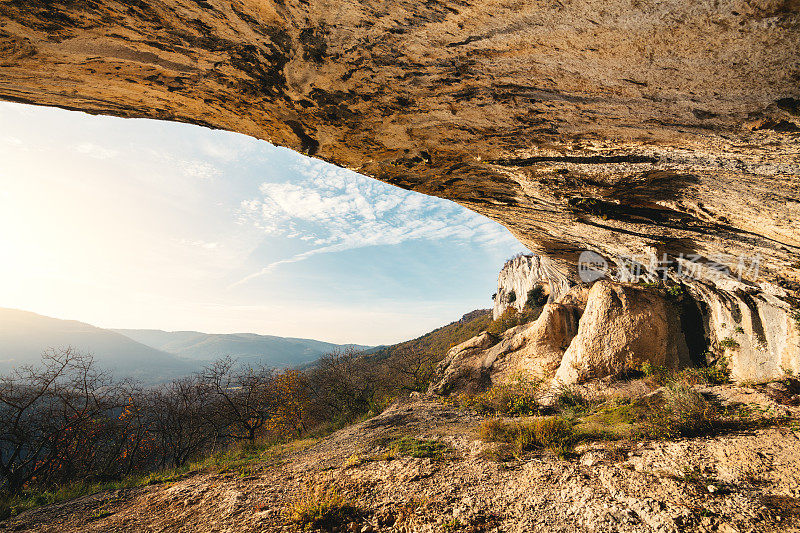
553,281,691,385
428,332,498,395
486,302,582,384
429,297,583,394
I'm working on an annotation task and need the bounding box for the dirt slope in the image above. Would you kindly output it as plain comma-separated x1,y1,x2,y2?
4,389,800,533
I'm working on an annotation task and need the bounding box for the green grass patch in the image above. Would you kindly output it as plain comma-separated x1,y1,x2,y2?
387,436,450,459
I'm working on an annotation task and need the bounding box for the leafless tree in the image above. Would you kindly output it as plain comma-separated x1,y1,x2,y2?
385,346,437,393
307,348,378,421
146,376,215,468
198,357,277,443
0,348,121,491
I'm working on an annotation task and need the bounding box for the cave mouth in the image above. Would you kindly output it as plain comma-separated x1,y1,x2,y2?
679,294,710,366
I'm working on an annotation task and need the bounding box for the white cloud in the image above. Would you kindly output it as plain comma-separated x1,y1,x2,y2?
180,239,219,250
2,136,23,147
234,160,518,285
75,142,118,159
178,159,220,180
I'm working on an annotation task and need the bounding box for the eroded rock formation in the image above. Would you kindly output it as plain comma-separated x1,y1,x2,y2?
0,0,798,290
553,280,691,384
492,254,571,319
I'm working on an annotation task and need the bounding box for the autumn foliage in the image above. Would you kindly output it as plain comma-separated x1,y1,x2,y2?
0,349,313,496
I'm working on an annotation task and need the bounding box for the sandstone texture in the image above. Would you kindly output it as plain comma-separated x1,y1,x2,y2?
0,0,798,295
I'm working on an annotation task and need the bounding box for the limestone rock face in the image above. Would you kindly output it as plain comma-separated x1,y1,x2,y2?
0,0,798,297
428,332,497,395
690,282,800,382
553,281,691,384
492,255,572,319
430,276,800,391
486,302,582,383
430,286,586,394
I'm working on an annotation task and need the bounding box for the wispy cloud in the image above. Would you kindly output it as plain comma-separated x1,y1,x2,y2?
180,239,219,250
75,142,118,160
233,159,517,286
178,159,221,180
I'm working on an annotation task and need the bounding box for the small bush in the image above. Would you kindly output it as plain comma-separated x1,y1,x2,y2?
459,376,540,416
642,357,730,387
697,357,730,385
479,416,575,457
552,385,595,416
486,307,542,336
486,307,519,335
719,337,740,349
288,483,361,531
532,417,575,455
639,383,722,439
507,290,516,304
666,285,685,299
639,362,671,386
525,286,548,309
479,418,515,442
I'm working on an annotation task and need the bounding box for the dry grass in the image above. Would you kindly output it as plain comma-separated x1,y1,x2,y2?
287,483,361,531
458,375,541,416
638,382,724,439
479,416,576,457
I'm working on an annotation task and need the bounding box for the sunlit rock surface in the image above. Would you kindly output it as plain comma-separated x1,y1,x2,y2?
432,263,800,390
0,0,798,292
553,280,691,385
492,254,571,319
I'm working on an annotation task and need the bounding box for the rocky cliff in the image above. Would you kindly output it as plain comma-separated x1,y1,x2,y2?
434,256,800,392
492,254,571,319
0,0,798,381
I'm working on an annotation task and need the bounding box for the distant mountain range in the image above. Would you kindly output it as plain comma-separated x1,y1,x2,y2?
0,308,196,382
0,308,370,383
112,329,370,367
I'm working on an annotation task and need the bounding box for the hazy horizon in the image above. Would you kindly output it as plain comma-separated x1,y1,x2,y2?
0,101,526,345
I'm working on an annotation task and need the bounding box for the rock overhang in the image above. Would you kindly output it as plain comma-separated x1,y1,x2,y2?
0,0,798,294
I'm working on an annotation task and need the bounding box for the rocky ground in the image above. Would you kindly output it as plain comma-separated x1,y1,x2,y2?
3,382,800,533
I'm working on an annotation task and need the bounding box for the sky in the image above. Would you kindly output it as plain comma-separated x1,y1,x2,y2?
0,102,527,345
